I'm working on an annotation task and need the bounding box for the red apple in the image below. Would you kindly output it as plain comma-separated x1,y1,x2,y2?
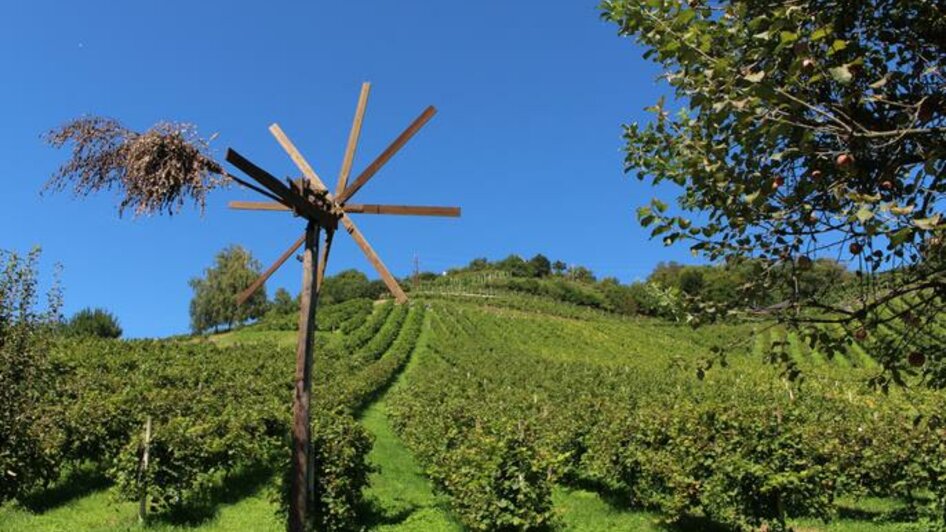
849,242,863,254
908,351,926,367
772,176,785,190
811,170,822,179
880,180,895,191
854,328,868,341
902,311,920,327
836,153,855,169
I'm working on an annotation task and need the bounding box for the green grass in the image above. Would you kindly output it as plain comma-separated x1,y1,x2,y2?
552,486,661,531
0,468,282,532
359,315,462,531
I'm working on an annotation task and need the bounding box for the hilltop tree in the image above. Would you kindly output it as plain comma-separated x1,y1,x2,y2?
567,265,596,283
467,257,489,271
65,307,122,338
189,245,267,333
320,269,385,304
551,260,568,276
496,254,531,277
528,254,552,278
603,0,946,380
270,287,297,315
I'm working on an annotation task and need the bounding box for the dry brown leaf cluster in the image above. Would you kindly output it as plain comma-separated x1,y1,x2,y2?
44,116,228,216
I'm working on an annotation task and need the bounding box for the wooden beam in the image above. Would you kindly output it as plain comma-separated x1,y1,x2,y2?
336,82,371,196
345,203,460,217
225,172,288,206
290,222,320,532
226,149,334,226
269,123,330,193
229,200,290,212
340,213,408,303
336,105,437,204
316,229,335,293
230,201,460,218
236,233,306,306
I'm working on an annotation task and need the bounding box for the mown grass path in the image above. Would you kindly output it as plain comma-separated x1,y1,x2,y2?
358,309,462,531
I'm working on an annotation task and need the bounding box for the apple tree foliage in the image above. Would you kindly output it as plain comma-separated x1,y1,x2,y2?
602,0,945,384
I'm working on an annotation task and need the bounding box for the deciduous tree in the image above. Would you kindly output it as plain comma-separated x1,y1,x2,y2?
603,0,945,381
65,307,122,338
188,245,267,333
0,248,61,501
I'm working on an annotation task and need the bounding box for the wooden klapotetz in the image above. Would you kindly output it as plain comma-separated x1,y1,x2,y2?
225,82,459,531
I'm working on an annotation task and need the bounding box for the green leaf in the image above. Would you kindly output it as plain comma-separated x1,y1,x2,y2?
888,228,913,247
828,39,847,55
810,25,832,41
829,65,853,84
651,224,671,238
744,70,766,83
869,75,889,89
914,215,941,230
855,206,874,223
779,31,798,45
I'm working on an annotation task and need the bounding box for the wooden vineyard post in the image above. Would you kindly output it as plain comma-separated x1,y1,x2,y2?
290,221,320,532
138,415,152,524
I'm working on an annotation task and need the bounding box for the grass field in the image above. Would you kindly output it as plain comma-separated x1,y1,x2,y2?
1,293,937,530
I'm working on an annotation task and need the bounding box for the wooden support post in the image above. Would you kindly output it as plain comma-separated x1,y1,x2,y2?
290,221,320,532
138,415,151,524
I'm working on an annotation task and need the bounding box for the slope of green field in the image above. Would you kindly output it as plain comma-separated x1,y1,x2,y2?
388,296,942,531
3,292,942,531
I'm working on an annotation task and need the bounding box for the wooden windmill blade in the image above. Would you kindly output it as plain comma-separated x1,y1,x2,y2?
338,213,407,303
345,203,460,216
269,123,330,193
335,105,437,204
264,108,409,303
229,201,460,217
236,233,306,305
336,82,371,194
225,149,335,226
228,200,290,211
267,122,337,293
319,81,371,290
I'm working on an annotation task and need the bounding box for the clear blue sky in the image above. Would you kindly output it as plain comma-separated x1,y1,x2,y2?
1,1,698,338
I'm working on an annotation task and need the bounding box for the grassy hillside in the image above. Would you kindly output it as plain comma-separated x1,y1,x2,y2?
2,292,939,530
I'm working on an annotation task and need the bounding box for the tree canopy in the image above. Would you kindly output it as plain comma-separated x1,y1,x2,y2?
65,307,122,339
188,245,268,333
0,248,61,501
320,269,386,305
603,0,945,380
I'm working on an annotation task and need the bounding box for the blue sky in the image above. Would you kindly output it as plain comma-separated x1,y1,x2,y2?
0,1,697,338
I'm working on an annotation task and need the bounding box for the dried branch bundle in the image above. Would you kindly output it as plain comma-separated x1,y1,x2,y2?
44,117,229,216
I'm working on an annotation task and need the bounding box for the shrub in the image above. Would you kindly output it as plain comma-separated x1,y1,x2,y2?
274,409,373,531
